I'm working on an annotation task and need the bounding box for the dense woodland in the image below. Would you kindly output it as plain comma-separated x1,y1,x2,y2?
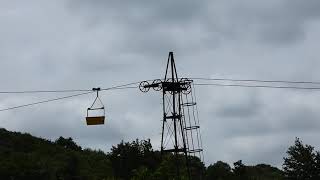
0,128,319,179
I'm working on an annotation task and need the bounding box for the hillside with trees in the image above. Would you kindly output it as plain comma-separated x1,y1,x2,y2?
0,128,319,179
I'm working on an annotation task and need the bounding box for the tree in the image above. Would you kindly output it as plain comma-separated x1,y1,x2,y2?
315,152,320,178
189,156,206,179
55,137,81,151
108,139,160,180
233,160,246,179
206,161,232,180
283,138,320,180
244,164,284,180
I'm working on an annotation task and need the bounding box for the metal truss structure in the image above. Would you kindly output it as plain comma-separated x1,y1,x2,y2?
139,52,204,179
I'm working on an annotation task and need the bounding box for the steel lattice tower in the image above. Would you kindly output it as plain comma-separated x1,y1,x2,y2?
139,52,204,179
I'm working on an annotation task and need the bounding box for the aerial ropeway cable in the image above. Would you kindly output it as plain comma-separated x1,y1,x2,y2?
0,83,139,113
1,76,320,114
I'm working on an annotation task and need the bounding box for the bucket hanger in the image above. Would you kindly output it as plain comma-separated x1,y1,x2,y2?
87,87,105,117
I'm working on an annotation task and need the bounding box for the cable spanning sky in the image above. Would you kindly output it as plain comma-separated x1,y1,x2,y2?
2,78,320,112
1,0,320,168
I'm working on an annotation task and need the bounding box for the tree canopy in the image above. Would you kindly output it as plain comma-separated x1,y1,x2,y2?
2,128,319,179
283,138,320,180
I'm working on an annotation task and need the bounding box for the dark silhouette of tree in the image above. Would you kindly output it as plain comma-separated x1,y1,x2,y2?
55,136,82,151
244,164,284,180
283,138,320,180
233,160,246,179
206,161,232,180
108,139,160,180
189,156,206,179
0,127,288,180
205,160,283,180
0,128,113,180
314,152,320,178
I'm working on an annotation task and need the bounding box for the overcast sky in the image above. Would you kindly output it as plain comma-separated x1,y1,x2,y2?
1,0,320,168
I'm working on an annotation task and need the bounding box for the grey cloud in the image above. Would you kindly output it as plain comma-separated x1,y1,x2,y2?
278,107,320,133
216,94,261,118
1,0,320,168
213,90,320,138
67,0,218,55
68,0,204,25
203,0,320,45
67,0,320,54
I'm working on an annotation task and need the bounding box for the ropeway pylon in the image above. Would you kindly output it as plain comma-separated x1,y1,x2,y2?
139,52,204,179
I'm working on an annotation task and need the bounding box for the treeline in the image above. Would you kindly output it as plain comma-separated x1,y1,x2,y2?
0,128,319,179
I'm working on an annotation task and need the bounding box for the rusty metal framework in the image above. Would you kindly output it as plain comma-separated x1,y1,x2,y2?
139,52,204,179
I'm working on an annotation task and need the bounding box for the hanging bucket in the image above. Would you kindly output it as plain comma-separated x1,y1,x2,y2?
86,88,105,125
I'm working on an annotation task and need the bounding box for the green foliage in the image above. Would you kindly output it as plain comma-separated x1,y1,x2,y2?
283,138,320,180
206,160,283,180
4,128,318,180
0,128,113,180
241,164,284,180
233,160,246,179
206,161,232,180
55,137,82,151
108,139,160,179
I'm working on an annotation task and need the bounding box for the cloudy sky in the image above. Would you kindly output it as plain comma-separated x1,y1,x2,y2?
1,0,320,168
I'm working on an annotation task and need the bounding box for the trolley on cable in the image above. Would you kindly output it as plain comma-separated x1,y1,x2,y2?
86,88,105,125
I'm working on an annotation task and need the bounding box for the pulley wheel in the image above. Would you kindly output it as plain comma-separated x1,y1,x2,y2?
181,78,192,94
152,79,163,91
139,81,150,93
